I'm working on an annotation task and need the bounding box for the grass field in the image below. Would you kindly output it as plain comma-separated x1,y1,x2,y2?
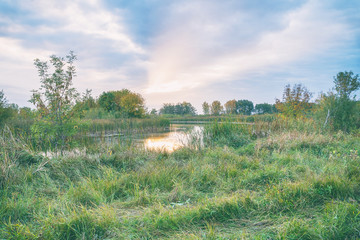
1,119,360,239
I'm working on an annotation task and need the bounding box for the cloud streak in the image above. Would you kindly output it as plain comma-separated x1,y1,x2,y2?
15,0,145,54
145,0,353,94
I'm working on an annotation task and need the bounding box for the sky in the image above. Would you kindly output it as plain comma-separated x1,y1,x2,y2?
0,0,359,113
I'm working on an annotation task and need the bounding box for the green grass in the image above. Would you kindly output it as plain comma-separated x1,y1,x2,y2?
1,119,360,239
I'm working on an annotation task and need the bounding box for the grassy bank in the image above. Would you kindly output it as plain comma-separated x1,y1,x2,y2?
1,119,360,239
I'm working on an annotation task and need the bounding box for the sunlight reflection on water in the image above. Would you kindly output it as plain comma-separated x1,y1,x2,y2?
144,125,203,153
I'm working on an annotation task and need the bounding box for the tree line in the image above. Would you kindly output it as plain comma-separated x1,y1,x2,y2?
0,51,359,153
200,100,277,116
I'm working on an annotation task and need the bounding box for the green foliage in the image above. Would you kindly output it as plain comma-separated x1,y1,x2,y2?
160,102,196,115
98,91,116,112
210,100,223,115
30,51,79,153
0,90,15,126
334,71,360,99
331,96,359,132
0,90,7,108
276,84,312,118
73,89,97,118
236,99,254,115
317,71,360,132
224,99,237,114
202,101,210,115
255,103,275,114
98,89,146,118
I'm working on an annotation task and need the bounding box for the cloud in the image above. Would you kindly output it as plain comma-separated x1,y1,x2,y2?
0,37,51,63
0,0,358,110
13,0,145,54
145,0,352,94
0,0,149,106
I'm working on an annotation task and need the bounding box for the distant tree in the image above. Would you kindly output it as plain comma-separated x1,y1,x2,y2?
98,89,145,118
29,51,79,153
160,102,196,115
0,90,14,126
74,89,97,118
175,104,184,115
81,89,96,110
113,89,131,112
19,107,35,119
334,71,360,99
150,108,157,115
271,104,278,113
119,91,145,118
202,102,210,115
275,84,312,118
180,102,196,115
255,103,273,114
224,100,237,114
98,91,116,112
0,90,6,108
236,100,254,115
160,103,175,115
320,71,360,131
211,101,223,115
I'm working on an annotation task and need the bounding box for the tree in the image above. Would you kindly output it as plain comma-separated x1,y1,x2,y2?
98,91,117,112
334,71,360,99
119,91,145,118
160,103,175,115
19,107,35,119
150,108,157,115
0,90,6,108
275,84,312,118
73,89,97,118
0,90,14,126
255,103,273,114
80,89,96,110
321,71,360,132
211,101,223,115
180,102,196,115
30,51,79,152
98,89,146,118
224,100,237,114
202,102,210,115
236,100,254,115
159,102,196,115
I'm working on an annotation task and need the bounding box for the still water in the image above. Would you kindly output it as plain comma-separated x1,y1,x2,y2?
143,124,203,152
100,124,203,153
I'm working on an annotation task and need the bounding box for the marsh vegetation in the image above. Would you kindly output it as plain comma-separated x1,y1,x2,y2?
1,118,360,239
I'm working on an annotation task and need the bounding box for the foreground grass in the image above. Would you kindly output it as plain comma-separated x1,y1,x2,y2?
1,123,360,239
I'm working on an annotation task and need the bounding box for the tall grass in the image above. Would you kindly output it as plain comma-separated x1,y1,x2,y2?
1,117,360,239
78,117,170,135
